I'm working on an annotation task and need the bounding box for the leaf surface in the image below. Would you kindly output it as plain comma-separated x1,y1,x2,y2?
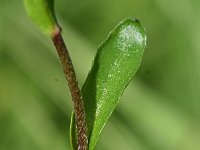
71,18,146,150
24,0,58,36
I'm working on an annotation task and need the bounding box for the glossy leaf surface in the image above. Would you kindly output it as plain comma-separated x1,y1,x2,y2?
71,18,146,150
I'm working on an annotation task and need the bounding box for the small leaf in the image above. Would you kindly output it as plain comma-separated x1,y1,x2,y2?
24,0,59,36
70,18,146,149
70,112,77,149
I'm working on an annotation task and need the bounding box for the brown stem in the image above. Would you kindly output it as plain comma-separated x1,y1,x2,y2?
52,27,88,150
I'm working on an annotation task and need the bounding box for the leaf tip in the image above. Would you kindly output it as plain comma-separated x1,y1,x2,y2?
24,0,59,36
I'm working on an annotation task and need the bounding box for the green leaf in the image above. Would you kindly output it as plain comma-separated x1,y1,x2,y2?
24,0,59,36
70,113,77,149
70,18,146,150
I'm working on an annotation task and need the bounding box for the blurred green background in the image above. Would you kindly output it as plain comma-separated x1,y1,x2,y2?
0,0,200,150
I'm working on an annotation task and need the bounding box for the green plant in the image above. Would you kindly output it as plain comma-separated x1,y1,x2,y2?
24,0,146,150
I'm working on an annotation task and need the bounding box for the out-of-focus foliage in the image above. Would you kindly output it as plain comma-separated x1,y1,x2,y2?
0,0,200,150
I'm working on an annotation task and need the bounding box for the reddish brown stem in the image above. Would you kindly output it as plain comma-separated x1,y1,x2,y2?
52,27,88,150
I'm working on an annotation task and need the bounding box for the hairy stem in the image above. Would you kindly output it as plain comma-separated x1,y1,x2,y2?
52,27,88,150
